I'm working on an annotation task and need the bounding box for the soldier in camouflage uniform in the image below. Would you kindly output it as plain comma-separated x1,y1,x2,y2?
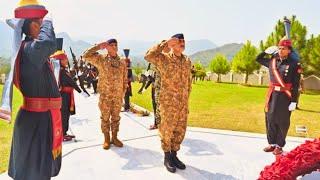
145,34,192,173
143,64,162,130
83,39,127,150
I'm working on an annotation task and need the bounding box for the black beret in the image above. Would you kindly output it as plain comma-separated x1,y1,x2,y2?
107,38,117,44
171,33,184,40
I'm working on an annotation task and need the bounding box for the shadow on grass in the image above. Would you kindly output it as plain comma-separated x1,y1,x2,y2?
302,90,320,96
297,108,320,114
194,81,269,89
238,83,268,88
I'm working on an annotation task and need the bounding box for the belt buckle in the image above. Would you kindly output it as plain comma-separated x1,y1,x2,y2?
274,86,281,91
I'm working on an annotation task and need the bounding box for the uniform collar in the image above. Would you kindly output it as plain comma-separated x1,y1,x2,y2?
107,54,120,60
169,52,186,60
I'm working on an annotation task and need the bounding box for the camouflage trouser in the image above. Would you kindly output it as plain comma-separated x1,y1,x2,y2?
159,101,188,152
99,96,122,133
154,85,161,125
154,73,161,125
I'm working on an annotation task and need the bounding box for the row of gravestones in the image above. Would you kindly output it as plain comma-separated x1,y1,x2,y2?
0,74,5,84
207,72,320,91
206,72,270,85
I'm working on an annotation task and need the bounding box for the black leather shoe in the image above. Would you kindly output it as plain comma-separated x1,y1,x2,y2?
171,151,186,170
164,152,176,173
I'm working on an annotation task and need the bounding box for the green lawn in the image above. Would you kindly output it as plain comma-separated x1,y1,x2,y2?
0,82,319,173
131,81,320,137
0,86,22,173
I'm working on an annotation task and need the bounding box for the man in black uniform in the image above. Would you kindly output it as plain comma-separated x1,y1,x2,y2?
50,38,88,141
90,66,99,94
86,64,94,89
256,37,302,155
78,66,90,95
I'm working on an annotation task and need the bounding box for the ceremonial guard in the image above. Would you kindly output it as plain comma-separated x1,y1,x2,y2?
257,37,301,155
1,0,63,179
50,38,88,141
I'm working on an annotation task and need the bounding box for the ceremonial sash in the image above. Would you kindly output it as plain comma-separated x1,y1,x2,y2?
60,87,75,112
264,58,292,112
271,58,292,98
22,97,62,160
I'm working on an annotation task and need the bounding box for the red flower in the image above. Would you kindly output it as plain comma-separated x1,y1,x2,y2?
258,138,320,180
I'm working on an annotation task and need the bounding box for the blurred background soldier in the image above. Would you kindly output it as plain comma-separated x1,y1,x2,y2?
91,66,99,94
123,49,133,112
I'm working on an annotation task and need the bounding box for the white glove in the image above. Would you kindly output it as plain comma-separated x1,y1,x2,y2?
265,46,279,55
288,102,297,111
44,13,53,22
81,92,89,98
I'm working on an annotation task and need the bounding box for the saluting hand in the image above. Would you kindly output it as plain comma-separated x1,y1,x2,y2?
167,38,179,49
265,46,279,55
99,42,109,50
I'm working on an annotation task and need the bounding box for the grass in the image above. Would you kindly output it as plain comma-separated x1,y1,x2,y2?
0,86,22,173
1,82,319,173
131,81,320,137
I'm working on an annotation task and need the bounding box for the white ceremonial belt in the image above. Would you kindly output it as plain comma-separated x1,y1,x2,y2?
274,86,281,91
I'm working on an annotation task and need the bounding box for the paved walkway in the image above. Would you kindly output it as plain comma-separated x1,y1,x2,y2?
1,92,319,180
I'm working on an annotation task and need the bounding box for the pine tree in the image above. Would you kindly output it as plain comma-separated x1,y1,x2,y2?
209,54,230,82
232,41,259,84
301,34,320,76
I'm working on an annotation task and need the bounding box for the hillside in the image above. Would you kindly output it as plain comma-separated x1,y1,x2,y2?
190,43,244,66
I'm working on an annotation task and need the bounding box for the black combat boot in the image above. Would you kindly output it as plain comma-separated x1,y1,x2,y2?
164,152,176,173
171,151,186,170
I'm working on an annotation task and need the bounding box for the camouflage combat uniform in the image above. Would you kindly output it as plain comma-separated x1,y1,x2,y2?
145,41,192,152
83,44,127,134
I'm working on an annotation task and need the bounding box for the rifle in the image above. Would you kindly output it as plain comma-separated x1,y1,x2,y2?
283,16,300,61
69,47,90,96
70,47,79,72
283,16,291,39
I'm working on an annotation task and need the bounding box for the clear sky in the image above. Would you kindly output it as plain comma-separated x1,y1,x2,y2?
0,0,319,46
